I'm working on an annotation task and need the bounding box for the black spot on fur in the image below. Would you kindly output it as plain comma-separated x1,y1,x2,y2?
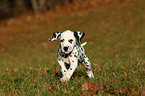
80,32,85,40
70,68,72,70
65,62,70,69
74,55,77,58
81,48,83,51
53,32,56,38
74,31,79,42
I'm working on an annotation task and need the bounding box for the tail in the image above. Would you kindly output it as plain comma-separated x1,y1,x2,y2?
81,42,87,46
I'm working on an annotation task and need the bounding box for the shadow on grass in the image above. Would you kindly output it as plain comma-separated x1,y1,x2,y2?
53,70,89,80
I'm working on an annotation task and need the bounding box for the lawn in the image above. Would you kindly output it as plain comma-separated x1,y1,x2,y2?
0,1,145,95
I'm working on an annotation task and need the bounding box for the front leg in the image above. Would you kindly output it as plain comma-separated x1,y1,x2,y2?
58,58,67,76
60,58,78,82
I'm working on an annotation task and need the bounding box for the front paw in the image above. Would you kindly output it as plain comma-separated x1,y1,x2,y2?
60,77,66,82
60,76,70,82
60,73,71,82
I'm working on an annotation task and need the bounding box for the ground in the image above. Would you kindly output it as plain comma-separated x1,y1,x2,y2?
0,0,145,95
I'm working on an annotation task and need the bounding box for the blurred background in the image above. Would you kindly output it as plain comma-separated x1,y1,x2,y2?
0,0,136,20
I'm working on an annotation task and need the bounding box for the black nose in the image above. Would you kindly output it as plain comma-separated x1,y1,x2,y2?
64,47,68,51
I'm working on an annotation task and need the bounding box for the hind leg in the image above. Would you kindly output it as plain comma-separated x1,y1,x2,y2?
82,55,94,78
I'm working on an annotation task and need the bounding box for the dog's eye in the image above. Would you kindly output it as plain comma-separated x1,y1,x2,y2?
69,39,73,44
60,39,64,42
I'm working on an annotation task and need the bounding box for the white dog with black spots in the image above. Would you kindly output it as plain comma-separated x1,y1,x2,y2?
49,30,94,82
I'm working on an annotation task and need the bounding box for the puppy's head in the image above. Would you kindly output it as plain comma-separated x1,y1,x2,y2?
49,30,85,54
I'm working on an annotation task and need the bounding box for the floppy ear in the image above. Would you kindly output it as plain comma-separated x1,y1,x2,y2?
49,32,62,41
74,31,85,43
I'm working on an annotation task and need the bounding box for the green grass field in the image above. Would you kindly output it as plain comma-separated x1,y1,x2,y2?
0,1,145,95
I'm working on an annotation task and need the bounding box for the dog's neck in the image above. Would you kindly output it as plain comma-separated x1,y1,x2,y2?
59,45,77,58
59,51,72,58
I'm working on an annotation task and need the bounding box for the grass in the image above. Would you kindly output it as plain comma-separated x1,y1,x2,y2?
0,1,145,95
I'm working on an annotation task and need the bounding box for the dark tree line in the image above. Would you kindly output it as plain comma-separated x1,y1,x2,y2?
0,0,73,19
0,0,134,20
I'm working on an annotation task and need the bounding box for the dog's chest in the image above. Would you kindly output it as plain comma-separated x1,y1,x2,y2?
61,57,70,64
58,44,85,64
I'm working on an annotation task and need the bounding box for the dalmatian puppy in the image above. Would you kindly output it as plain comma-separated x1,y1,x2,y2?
49,30,94,82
